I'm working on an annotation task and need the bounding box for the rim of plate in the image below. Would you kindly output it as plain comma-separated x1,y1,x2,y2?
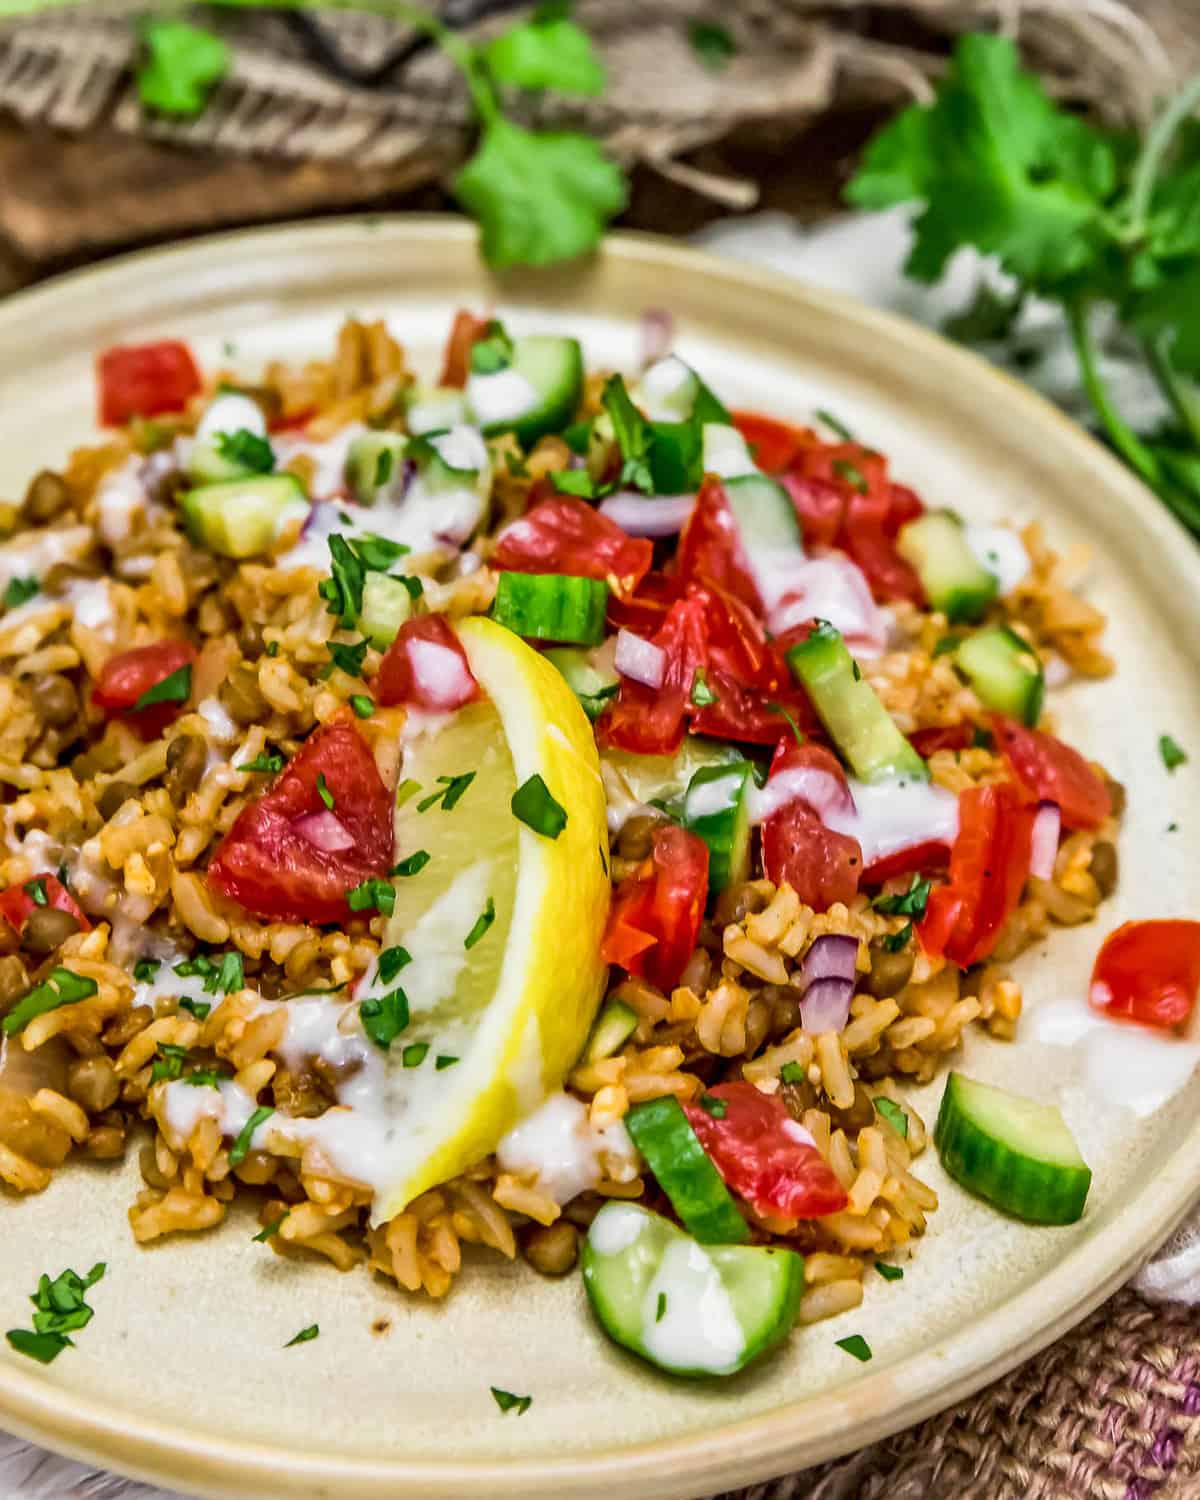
0,215,1197,1500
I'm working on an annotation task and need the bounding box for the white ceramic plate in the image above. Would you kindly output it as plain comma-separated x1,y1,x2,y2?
1,218,1198,1500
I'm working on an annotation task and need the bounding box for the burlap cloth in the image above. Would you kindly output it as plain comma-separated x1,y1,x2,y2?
3,3,1200,1496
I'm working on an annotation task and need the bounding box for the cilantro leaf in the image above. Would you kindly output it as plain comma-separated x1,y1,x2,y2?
491,1386,532,1415
228,1105,273,1168
3,967,98,1036
484,3,605,96
510,774,567,839
347,879,396,917
216,428,274,474
402,1041,430,1068
134,664,191,711
688,20,734,73
137,20,230,118
1160,733,1188,771
418,772,475,813
601,374,655,493
285,1324,319,1348
464,898,496,950
3,576,38,610
360,989,410,1051
454,119,626,271
872,876,931,920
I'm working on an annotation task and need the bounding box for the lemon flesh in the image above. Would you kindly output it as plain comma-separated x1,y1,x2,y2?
373,616,609,1221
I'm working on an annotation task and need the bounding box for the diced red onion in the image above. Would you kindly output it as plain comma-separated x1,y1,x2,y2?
1029,800,1061,881
639,308,675,368
292,809,356,853
599,492,697,537
800,976,854,1035
801,933,860,990
751,765,857,826
406,637,477,710
614,629,666,689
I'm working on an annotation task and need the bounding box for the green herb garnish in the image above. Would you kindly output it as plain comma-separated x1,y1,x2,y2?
872,876,931,920
835,1334,872,1363
360,988,410,1051
688,19,734,72
435,1054,460,1070
137,19,229,116
2,967,98,1036
179,996,212,1021
1160,734,1188,771
150,1042,190,1083
354,533,411,572
655,1292,668,1322
396,778,421,807
228,1105,274,1167
491,1387,532,1415
350,694,375,719
325,637,371,680
6,1262,106,1365
285,1324,319,1348
134,664,191,711
815,409,855,442
698,1092,727,1119
511,774,567,839
875,1262,904,1282
402,1042,430,1068
601,374,655,494
316,772,335,811
468,321,515,375
883,921,912,953
253,1212,289,1243
216,428,274,474
3,576,39,610
549,469,602,499
779,1061,807,1085
238,752,284,773
932,635,961,658
183,1067,227,1089
464,898,496,951
391,851,430,878
689,668,719,708
24,877,47,907
133,958,161,983
377,946,412,985
347,879,396,917
417,772,476,813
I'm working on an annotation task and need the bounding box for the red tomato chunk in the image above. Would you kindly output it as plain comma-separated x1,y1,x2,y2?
0,875,89,940
92,640,197,740
684,1081,849,1220
97,340,202,427
1090,920,1200,1032
376,615,480,713
601,825,709,993
207,714,393,924
992,715,1112,831
493,493,653,600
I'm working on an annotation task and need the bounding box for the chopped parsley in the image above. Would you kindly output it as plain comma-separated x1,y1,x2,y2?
835,1335,872,1363
360,989,410,1051
353,533,411,572
253,1212,289,1243
599,841,609,878
655,1292,668,1322
698,1091,727,1119
876,1261,904,1282
391,851,430,878
350,694,375,719
766,701,806,747
874,1098,909,1137
395,778,421,807
549,469,602,499
402,1042,430,1068
325,637,371,679
173,950,243,996
1160,734,1188,771
5,1262,106,1365
815,408,855,443
971,726,994,751
883,921,913,953
216,428,274,473
601,374,655,494
435,1054,460,1070
375,447,395,488
2,967,98,1036
24,877,48,907
183,1067,227,1089
319,534,365,626
832,458,869,494
464,898,497,951
316,772,335,810
779,1061,807,1085
3,576,39,610
228,1105,274,1167
377,946,412,985
347,879,396,917
265,640,280,658
179,996,212,1021
689,668,719,708
932,634,961,658
133,958,161,983
150,1042,190,1083
688,18,734,71
238,752,284,773
490,1387,532,1416
872,876,931,920
511,774,567,839
134,664,191,711
418,772,476,813
284,1324,319,1348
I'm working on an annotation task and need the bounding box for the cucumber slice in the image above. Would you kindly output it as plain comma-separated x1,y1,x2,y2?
934,1071,1091,1225
582,999,639,1065
492,572,608,646
786,622,927,783
624,1096,750,1245
188,392,273,484
954,626,1044,726
468,336,583,446
683,762,754,894
347,433,407,506
701,423,760,480
582,1202,803,1378
897,512,999,623
358,572,414,648
406,386,469,436
603,739,745,810
638,356,730,427
723,473,803,555
543,646,619,721
178,474,308,559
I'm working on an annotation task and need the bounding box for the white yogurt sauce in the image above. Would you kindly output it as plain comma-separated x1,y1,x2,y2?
964,524,1031,596
163,1077,259,1144
828,775,960,867
1029,998,1200,1118
766,554,888,656
496,1092,636,1205
66,577,116,636
95,457,149,547
0,526,93,591
195,392,268,444
642,1239,746,1374
407,389,469,436
466,367,539,427
274,423,366,500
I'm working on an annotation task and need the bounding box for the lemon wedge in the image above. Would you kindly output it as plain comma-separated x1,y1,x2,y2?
371,616,609,1221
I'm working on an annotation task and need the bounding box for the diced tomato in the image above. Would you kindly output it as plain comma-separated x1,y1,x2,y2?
97,340,202,427
1089,920,1200,1032
438,310,490,389
675,476,762,609
888,483,925,533
760,741,863,911
601,824,709,993
991,716,1112,831
207,713,393,924
598,595,707,756
376,615,479,713
92,640,197,739
840,516,925,607
683,1081,849,1220
861,839,950,886
910,724,974,757
730,411,804,474
919,782,1034,968
0,875,89,941
493,495,653,600
780,473,844,549
606,569,681,636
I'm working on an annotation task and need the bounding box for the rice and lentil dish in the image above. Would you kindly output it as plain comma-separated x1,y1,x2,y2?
0,310,1138,1379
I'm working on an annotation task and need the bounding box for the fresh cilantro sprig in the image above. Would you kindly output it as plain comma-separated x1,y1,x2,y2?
848,34,1200,534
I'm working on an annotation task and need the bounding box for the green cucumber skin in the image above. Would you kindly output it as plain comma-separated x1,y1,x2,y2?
357,573,413,648
934,1073,1092,1226
954,626,1044,726
786,625,928,783
347,432,407,505
179,475,307,559
897,512,998,624
583,999,639,1065
723,474,803,553
683,763,753,894
492,572,608,646
478,337,584,446
625,1097,750,1246
543,646,619,716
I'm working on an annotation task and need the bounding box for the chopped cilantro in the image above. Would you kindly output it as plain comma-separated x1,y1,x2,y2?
832,458,868,494
655,1292,667,1322
872,876,931,920
932,635,961,657
815,408,855,442
490,1387,532,1415
2,967,98,1036
601,374,655,493
24,877,48,907
3,576,39,610
971,726,994,751
179,996,211,1021
883,921,913,953
435,1054,459,1070
133,958,161,983
253,1212,289,1243
6,1330,71,1364
360,988,410,1051
150,1042,189,1083
284,1324,319,1348
265,641,280,658
353,534,411,572
698,1091,727,1119
688,19,734,71
836,1334,872,1362
689,668,719,707
134,664,191,711
319,534,365,627
6,1262,105,1364
464,898,496,951
766,701,806,747
238,752,284,773
875,1098,909,1137
183,1067,227,1089
779,1061,807,1085
395,778,421,807
549,469,602,499
417,772,476,813
136,18,229,116
469,321,515,375
172,950,243,996
1160,734,1188,771
377,946,412,985
325,637,371,680
347,879,396,917
316,772,335,811
375,448,395,488
228,1105,274,1167
350,694,374,719
402,1041,430,1068
876,1261,904,1282
216,428,274,473
391,851,430,878
511,773,567,838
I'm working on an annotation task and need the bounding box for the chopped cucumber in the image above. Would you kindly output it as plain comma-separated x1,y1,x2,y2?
954,626,1044,726
582,1202,804,1378
786,622,927,783
723,473,803,555
582,999,639,1065
683,762,754,894
897,512,998,623
406,386,469,436
468,335,583,446
544,646,619,721
358,572,414,648
188,392,273,484
637,356,730,427
347,433,407,506
602,739,745,811
625,1096,749,1245
492,572,608,646
178,474,308,559
934,1071,1092,1225
701,423,760,480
